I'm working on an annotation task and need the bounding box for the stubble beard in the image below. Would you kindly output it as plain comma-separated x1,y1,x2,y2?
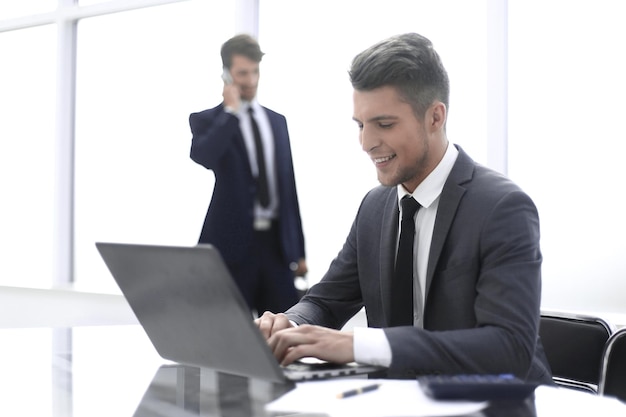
378,140,430,189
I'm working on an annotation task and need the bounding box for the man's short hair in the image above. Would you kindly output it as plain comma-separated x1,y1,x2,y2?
221,34,265,68
349,33,450,119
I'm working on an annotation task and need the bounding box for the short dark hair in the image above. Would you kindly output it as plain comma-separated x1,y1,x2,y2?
349,33,450,119
221,34,264,68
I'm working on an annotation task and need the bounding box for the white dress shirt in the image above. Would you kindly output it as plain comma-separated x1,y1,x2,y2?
235,99,279,219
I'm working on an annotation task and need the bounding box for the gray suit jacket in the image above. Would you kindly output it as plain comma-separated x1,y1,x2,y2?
286,145,552,383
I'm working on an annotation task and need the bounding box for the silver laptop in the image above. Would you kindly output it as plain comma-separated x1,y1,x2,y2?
95,242,382,382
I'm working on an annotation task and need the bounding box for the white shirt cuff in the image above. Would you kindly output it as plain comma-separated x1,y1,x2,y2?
353,327,392,367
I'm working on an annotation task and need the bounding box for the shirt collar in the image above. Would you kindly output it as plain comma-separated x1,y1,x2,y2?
397,142,459,209
239,98,261,114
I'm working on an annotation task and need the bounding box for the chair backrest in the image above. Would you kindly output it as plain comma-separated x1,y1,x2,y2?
539,310,615,393
599,327,626,401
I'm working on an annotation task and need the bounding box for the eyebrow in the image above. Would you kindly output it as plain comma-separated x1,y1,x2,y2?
352,115,399,123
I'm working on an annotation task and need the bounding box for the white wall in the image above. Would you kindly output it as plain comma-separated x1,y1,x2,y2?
507,0,626,316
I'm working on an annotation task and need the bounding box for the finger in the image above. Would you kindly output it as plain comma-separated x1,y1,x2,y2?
270,327,316,363
256,311,275,339
281,344,319,366
271,313,293,334
268,328,296,361
258,312,293,339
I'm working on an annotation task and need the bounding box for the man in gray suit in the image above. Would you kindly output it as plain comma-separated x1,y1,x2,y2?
256,33,552,383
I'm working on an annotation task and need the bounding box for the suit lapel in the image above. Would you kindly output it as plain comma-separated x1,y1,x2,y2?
424,147,474,300
263,106,282,150
379,189,400,325
227,104,254,178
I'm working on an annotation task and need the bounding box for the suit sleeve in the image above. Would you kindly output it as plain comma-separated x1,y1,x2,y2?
189,107,241,169
281,116,306,261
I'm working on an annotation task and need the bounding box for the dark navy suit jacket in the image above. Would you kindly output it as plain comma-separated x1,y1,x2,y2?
189,104,305,266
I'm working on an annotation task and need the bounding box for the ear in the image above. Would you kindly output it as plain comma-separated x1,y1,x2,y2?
428,102,447,132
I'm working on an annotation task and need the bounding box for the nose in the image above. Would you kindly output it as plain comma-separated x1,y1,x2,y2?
360,125,377,153
244,72,259,87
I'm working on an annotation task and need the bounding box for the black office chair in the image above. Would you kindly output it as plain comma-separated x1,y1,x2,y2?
539,310,615,393
599,327,626,401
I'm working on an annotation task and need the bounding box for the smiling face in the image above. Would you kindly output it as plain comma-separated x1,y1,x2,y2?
229,54,260,101
352,85,447,193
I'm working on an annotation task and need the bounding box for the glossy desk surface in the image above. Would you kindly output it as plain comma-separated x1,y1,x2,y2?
1,325,624,417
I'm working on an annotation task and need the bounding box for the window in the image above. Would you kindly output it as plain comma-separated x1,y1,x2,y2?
0,1,55,20
2,0,625,318
0,24,56,288
74,0,236,292
0,0,237,292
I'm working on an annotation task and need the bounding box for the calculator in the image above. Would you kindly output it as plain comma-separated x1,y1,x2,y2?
417,374,538,401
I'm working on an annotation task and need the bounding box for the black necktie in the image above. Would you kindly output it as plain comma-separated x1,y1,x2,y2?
390,196,421,326
248,107,270,208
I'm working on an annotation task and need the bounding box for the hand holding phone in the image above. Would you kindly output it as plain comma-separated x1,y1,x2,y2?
221,67,233,85
221,67,240,111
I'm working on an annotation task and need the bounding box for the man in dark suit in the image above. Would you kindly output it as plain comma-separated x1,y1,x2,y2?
189,34,306,316
256,33,552,384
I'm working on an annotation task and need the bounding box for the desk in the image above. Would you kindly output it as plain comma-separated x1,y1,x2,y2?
0,325,624,417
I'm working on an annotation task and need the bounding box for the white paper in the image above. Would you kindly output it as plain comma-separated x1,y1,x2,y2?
265,378,487,417
534,385,626,417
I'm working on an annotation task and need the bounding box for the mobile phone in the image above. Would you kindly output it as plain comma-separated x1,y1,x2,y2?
221,67,233,85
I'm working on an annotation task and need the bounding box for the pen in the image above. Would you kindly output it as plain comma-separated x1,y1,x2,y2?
336,383,381,399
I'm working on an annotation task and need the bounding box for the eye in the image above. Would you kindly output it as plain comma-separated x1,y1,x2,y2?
379,122,393,129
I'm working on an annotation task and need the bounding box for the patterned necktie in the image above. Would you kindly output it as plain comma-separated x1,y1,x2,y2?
248,107,270,207
390,196,421,326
